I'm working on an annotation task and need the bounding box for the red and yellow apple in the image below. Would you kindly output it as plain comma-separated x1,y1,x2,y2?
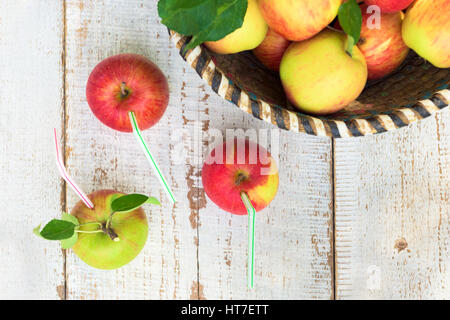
204,0,268,54
86,53,169,132
258,0,342,41
364,0,414,13
71,190,148,270
202,139,278,215
358,4,410,80
402,0,450,68
280,30,368,115
253,28,291,71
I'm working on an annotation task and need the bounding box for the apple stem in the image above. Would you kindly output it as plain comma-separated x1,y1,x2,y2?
79,221,103,228
326,25,345,34
101,223,120,242
75,230,103,234
235,173,247,186
120,82,129,97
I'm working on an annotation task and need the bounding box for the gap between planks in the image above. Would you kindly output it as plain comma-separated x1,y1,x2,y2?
331,137,337,300
61,0,68,301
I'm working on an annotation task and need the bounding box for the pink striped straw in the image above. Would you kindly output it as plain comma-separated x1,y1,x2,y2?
53,128,94,209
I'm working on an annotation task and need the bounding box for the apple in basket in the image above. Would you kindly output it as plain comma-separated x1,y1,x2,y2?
205,0,268,54
364,0,414,13
253,28,291,72
258,0,342,41
357,3,410,80
280,29,368,115
402,0,450,68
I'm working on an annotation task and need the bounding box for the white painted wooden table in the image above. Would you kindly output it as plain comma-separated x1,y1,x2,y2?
0,1,448,300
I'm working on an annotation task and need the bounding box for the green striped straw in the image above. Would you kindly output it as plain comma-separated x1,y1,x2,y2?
241,191,256,289
129,111,176,204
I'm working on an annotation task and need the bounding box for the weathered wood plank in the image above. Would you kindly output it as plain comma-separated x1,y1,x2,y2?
195,99,334,299
0,0,65,299
335,110,450,299
64,0,198,299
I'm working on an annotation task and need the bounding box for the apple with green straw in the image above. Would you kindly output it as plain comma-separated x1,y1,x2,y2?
86,53,175,204
33,130,161,269
201,139,279,288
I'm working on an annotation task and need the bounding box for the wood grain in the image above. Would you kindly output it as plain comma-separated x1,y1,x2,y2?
64,0,197,299
0,0,65,299
335,110,450,299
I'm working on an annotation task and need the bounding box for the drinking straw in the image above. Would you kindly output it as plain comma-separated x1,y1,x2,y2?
128,111,176,204
240,191,256,289
53,128,94,209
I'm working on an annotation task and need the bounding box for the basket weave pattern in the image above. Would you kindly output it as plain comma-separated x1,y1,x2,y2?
170,31,449,138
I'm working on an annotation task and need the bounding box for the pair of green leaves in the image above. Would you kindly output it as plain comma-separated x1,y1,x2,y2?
159,0,363,57
158,0,248,52
338,0,363,57
34,194,161,249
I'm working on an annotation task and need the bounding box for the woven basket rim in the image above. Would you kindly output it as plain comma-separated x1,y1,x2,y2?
170,31,449,138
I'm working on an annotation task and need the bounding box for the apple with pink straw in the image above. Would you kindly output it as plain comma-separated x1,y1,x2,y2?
34,130,161,269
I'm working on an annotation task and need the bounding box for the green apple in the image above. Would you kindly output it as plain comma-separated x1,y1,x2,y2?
71,190,148,270
402,0,450,68
280,29,368,115
204,0,268,54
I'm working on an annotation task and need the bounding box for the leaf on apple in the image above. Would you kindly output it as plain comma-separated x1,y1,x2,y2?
39,219,77,240
111,194,161,213
338,0,362,57
61,232,78,249
158,0,248,52
61,212,79,225
33,224,44,239
145,197,161,206
60,212,79,249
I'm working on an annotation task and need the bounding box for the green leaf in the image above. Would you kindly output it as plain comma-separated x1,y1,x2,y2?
40,219,76,240
145,197,162,206
338,0,362,56
158,0,248,52
60,213,79,249
61,232,78,249
33,224,44,239
61,212,79,226
111,194,148,213
345,35,356,57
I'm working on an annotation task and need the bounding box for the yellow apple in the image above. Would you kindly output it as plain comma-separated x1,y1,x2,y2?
280,30,368,115
204,0,268,54
402,0,450,68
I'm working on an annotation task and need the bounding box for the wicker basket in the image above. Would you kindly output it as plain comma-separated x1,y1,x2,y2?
170,31,449,138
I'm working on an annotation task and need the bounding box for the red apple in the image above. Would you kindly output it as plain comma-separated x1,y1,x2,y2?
202,139,279,215
364,0,414,13
71,190,148,270
86,53,169,132
253,28,291,71
358,4,410,80
258,0,341,41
